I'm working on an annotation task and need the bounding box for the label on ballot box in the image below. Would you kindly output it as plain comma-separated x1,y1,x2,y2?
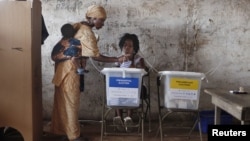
107,77,140,107
169,78,199,100
101,68,146,108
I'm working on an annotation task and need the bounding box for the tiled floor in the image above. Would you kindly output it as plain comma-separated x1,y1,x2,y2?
1,120,208,141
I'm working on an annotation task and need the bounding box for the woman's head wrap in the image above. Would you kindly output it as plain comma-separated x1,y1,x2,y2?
86,5,107,19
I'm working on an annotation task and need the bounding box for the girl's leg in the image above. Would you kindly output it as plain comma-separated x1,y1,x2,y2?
124,109,133,132
115,109,122,117
113,109,124,131
127,109,132,117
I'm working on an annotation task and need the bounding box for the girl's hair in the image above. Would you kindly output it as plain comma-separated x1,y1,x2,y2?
119,33,139,54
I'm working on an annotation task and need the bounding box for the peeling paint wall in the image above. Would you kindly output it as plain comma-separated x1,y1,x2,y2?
41,0,250,120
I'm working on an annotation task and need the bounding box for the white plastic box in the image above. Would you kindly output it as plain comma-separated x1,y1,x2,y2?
158,71,205,110
101,68,147,107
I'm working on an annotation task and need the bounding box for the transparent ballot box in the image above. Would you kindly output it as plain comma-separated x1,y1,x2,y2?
101,68,147,108
158,71,205,110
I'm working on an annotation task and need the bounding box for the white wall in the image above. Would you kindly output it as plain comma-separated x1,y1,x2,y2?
41,0,250,120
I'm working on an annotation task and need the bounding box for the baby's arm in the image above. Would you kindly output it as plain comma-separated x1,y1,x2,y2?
80,57,89,73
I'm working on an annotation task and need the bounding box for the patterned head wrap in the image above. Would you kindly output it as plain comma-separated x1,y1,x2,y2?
86,5,107,19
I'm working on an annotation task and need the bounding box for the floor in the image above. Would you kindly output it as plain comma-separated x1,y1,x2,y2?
1,120,208,141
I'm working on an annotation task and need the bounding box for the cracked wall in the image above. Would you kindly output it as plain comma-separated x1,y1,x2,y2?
41,0,250,120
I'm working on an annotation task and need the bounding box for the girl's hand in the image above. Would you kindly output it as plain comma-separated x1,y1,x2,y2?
117,54,133,63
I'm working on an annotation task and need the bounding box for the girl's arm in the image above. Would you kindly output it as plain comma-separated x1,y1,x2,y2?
139,58,149,72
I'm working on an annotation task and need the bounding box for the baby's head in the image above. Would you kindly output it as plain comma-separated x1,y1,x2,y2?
119,33,139,55
61,23,75,39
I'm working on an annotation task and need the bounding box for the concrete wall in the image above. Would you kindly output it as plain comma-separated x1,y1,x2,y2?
41,0,250,120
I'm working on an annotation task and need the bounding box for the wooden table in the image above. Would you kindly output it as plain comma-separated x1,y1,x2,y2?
204,88,250,125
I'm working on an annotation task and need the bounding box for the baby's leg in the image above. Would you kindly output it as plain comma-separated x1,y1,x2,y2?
71,57,81,68
80,57,89,73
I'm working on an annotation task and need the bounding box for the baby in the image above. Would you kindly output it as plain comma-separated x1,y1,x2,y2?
60,23,87,74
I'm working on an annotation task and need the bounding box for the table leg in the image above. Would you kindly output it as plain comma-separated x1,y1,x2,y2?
214,106,221,125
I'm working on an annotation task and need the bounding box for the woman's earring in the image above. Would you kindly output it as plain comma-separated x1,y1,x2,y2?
88,18,93,25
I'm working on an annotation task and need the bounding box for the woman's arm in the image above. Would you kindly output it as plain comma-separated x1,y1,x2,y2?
51,41,71,63
52,51,71,63
91,54,118,62
92,54,131,63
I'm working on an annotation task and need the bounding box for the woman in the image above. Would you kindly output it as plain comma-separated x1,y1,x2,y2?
50,5,129,141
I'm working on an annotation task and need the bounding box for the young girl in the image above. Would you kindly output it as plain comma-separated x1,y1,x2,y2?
113,33,147,132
